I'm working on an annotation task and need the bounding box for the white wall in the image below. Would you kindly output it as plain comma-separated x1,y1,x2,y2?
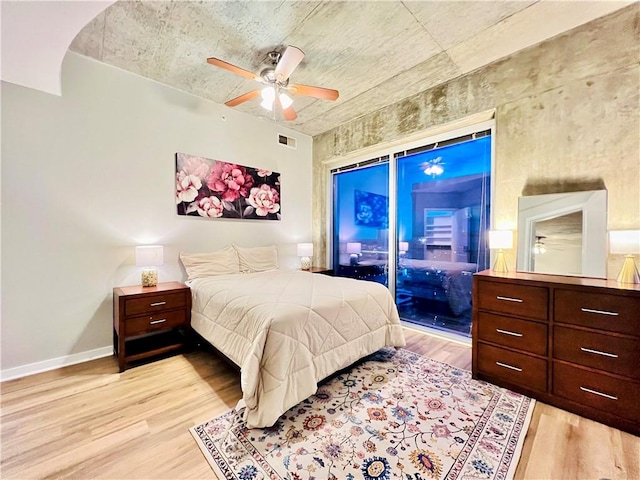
1,52,313,377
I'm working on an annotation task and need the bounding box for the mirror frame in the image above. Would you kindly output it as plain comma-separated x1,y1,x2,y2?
517,190,607,278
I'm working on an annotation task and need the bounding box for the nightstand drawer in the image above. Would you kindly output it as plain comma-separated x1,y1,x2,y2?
125,309,187,336
477,343,547,392
554,289,639,336
477,281,548,320
125,292,186,316
477,312,547,356
553,362,639,422
553,326,640,379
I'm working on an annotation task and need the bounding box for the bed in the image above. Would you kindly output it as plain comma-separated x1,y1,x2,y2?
187,267,406,428
398,259,477,316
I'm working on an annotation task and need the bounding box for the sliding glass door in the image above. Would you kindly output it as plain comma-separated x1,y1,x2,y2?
332,159,389,286
330,126,492,339
395,132,491,336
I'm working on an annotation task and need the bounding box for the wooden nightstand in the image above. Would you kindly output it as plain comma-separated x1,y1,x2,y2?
113,281,191,372
307,266,334,275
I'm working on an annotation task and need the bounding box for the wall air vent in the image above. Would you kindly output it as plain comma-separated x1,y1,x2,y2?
277,134,297,149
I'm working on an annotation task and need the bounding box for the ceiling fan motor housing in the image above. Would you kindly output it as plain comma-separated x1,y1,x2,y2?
260,50,289,86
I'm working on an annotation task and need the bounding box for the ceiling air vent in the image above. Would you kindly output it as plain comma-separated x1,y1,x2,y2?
278,134,297,149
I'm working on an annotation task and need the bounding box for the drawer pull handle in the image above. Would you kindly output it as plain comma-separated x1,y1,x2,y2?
150,301,167,307
496,361,522,372
580,307,618,316
496,296,523,303
580,386,618,401
580,347,618,358
149,319,166,325
496,328,523,337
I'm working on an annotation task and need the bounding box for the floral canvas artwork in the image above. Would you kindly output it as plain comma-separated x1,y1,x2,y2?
355,190,388,229
176,152,281,220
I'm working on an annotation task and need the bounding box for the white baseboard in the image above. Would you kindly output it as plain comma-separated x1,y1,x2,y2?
1,346,114,382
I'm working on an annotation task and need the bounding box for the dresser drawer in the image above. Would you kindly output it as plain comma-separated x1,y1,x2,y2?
553,326,640,380
554,289,639,336
477,312,547,356
553,362,640,423
477,343,547,392
125,309,187,336
477,280,548,320
125,292,187,316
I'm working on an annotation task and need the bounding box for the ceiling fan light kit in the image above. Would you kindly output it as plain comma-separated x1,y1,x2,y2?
207,45,339,121
260,87,293,111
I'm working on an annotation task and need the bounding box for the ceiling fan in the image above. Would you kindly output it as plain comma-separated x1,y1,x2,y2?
533,235,547,255
207,46,339,121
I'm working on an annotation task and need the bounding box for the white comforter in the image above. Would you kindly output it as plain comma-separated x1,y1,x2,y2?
189,270,406,428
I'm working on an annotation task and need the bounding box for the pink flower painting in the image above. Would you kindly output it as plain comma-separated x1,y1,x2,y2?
175,152,281,220
248,184,280,216
196,196,224,218
176,172,202,204
206,162,254,202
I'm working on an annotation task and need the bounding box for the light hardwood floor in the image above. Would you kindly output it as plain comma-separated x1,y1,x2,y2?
1,328,638,479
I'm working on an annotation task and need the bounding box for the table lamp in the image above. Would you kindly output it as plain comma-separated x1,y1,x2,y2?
347,242,361,266
609,230,640,284
136,245,164,287
297,242,313,270
489,230,513,273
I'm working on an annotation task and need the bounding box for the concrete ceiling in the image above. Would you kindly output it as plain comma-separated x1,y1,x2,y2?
69,0,632,137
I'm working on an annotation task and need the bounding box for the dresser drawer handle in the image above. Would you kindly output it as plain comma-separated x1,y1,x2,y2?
150,301,167,307
149,319,166,325
496,361,522,372
496,296,523,303
496,328,523,337
580,307,618,316
580,386,618,401
580,347,618,358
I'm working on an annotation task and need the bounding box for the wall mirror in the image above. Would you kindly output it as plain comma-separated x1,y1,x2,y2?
517,190,607,278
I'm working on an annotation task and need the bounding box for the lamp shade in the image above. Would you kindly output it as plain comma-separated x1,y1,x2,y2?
399,242,409,253
260,86,275,111
135,245,164,267
297,242,313,257
609,230,640,254
488,230,513,250
346,242,362,254
279,92,293,109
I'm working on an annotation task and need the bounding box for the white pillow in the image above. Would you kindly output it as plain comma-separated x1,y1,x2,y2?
233,244,279,273
179,246,240,280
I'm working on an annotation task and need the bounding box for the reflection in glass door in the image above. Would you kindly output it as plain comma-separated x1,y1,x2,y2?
395,133,492,337
332,159,389,286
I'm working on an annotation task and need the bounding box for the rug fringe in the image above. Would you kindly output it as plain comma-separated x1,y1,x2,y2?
505,398,536,480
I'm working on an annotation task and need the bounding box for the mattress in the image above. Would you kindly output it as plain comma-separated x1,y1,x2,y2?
189,270,406,427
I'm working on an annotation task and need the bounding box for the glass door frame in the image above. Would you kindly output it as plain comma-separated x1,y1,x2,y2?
325,120,496,315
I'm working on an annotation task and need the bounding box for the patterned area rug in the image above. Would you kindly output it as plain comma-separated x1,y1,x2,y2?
191,348,534,480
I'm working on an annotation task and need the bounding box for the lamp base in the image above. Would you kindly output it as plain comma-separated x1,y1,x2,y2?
492,250,508,273
141,268,158,287
616,255,640,284
300,256,311,271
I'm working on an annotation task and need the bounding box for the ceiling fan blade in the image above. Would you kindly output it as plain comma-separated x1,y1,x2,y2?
282,106,297,121
290,83,339,101
225,89,260,107
274,94,297,121
207,57,258,81
274,46,305,81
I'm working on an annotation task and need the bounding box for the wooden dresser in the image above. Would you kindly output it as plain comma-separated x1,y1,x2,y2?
472,270,640,435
